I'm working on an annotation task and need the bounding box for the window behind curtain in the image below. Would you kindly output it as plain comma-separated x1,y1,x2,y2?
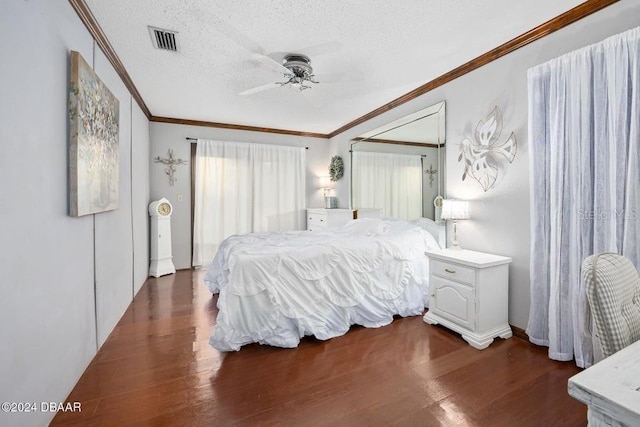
352,151,422,220
192,140,306,266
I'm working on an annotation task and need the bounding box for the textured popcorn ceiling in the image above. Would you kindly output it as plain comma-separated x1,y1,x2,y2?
85,0,583,134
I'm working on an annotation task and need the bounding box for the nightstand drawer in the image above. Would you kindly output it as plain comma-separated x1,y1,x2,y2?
307,213,327,230
432,260,475,285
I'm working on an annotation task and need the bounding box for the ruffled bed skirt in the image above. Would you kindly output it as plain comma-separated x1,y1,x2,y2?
209,273,429,351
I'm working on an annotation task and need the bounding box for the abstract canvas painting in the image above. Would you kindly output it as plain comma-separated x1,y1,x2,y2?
68,50,119,216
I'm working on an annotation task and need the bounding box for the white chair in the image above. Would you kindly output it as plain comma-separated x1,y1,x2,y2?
582,253,640,358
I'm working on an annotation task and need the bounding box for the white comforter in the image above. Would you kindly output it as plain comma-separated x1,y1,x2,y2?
204,219,440,351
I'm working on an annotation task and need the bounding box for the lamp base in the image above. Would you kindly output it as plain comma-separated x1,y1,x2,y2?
324,196,338,209
449,220,463,250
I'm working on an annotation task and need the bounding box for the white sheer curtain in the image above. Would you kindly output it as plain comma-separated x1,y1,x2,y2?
527,27,640,368
251,143,306,231
352,151,422,220
193,140,305,266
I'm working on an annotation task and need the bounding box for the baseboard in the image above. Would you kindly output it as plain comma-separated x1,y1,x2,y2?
510,325,529,341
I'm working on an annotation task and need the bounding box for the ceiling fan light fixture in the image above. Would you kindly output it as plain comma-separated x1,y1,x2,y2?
242,50,351,96
283,54,312,74
275,54,317,91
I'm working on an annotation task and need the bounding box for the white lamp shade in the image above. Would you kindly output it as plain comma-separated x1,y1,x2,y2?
441,200,470,220
319,176,332,189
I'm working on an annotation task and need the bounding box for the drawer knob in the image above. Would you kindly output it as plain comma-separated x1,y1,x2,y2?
444,268,456,274
320,219,324,222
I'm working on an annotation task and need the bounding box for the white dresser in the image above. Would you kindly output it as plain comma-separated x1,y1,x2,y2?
306,208,354,231
569,340,640,427
423,248,512,349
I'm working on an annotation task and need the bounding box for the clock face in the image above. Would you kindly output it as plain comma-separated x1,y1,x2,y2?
158,202,171,217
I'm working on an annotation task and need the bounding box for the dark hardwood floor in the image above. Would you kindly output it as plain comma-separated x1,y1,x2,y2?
53,269,586,426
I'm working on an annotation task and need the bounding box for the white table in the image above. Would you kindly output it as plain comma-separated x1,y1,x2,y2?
568,340,640,427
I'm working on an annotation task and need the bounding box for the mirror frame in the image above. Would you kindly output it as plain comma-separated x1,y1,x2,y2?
349,101,446,222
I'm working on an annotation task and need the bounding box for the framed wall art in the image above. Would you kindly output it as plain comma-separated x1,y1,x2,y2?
68,50,119,216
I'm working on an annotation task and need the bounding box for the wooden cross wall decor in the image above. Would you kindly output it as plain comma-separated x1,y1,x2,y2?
154,149,188,186
425,163,438,187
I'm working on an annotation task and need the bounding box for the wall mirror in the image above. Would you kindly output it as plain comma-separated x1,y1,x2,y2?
350,101,446,221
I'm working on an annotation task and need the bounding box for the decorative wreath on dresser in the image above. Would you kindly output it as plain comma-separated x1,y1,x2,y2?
329,155,344,181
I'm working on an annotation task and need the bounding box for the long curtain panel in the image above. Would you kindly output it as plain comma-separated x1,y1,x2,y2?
352,151,422,220
251,143,306,232
527,27,640,367
193,140,306,266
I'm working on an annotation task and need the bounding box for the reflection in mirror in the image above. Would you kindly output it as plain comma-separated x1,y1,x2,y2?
350,101,445,221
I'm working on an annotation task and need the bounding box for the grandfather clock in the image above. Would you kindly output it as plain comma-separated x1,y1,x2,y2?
149,198,176,277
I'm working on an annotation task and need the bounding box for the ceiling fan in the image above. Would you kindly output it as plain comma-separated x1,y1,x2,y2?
240,52,350,96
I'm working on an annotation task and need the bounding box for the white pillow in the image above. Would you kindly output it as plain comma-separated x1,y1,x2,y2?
409,217,442,241
342,218,388,236
385,219,441,250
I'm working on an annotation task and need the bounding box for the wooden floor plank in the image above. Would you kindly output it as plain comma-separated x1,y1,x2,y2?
52,270,586,426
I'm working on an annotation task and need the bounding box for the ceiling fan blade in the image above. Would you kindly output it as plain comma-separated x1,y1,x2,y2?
251,53,290,75
239,82,282,96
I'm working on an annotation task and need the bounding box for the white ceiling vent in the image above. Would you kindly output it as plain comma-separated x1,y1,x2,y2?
148,26,179,52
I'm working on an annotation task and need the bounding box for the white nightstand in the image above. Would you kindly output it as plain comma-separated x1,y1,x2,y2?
423,248,512,350
306,208,354,231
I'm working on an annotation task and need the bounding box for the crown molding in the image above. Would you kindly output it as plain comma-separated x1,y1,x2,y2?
68,0,151,119
69,0,618,139
351,137,442,148
150,116,329,139
327,0,619,138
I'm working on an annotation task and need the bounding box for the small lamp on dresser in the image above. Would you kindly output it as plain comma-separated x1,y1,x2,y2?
441,199,470,250
319,176,331,197
319,176,338,209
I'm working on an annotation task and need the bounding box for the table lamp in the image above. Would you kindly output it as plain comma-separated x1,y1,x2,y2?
319,176,338,208
441,200,470,250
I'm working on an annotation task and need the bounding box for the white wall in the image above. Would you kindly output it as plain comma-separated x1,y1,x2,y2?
332,0,640,330
150,122,333,269
93,47,136,347
0,1,150,426
132,106,151,294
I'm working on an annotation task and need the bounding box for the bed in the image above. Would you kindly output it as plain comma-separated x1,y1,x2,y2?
204,218,442,351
